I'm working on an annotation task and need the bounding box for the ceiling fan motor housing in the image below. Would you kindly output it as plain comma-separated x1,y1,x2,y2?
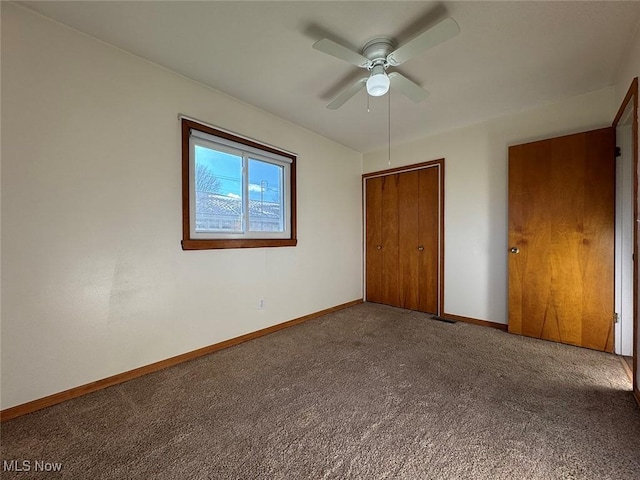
362,37,395,68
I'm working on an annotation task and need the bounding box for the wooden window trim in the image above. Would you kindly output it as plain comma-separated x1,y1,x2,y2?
181,118,297,250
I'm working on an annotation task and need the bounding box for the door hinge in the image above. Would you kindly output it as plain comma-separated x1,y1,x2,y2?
614,312,619,324
615,146,621,158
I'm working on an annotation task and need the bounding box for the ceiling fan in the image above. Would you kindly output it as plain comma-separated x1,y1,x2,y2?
313,18,460,109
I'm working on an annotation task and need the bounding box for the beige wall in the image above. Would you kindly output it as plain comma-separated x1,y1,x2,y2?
364,87,615,325
0,4,363,409
614,19,640,109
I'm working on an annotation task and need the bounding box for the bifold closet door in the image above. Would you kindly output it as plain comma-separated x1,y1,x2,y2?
396,168,439,312
417,168,439,314
366,174,400,307
366,167,439,314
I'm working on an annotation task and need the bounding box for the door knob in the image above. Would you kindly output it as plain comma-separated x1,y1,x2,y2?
376,245,382,250
418,246,424,251
510,247,520,254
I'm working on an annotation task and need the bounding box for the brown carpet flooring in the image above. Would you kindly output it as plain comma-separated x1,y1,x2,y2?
1,303,639,479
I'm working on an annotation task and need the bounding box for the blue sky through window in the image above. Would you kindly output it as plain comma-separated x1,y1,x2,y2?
195,145,282,201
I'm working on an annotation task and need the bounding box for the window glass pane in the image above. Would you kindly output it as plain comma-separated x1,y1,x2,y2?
194,144,243,233
248,158,284,232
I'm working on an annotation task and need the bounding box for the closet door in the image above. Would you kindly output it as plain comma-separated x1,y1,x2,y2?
365,162,442,313
418,167,439,314
365,176,383,303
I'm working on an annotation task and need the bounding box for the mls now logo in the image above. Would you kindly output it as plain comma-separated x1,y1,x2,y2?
3,460,63,472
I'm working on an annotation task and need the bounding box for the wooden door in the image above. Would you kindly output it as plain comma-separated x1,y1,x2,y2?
365,165,440,314
418,168,440,314
508,127,615,352
366,175,401,307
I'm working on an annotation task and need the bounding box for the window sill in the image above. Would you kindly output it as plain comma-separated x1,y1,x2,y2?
181,238,298,250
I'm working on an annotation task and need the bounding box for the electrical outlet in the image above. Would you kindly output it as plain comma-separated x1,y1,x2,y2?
258,298,265,310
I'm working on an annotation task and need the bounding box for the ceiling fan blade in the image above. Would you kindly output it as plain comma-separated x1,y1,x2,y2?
386,18,460,66
313,38,371,69
388,72,429,103
327,77,368,109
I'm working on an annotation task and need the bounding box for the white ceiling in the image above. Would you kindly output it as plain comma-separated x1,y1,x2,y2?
19,1,640,153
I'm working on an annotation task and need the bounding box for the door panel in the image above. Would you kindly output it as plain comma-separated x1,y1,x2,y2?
398,171,420,310
582,129,616,350
508,127,615,352
381,175,400,307
418,168,440,314
365,176,383,304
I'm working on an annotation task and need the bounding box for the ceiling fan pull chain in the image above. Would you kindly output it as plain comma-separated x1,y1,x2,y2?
388,89,391,166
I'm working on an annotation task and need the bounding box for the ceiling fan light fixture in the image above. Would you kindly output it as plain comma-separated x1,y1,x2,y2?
366,65,390,97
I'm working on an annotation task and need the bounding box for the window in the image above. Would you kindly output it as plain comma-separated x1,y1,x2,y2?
181,118,297,250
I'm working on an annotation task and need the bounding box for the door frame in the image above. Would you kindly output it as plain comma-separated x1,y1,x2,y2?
362,159,445,316
613,77,639,404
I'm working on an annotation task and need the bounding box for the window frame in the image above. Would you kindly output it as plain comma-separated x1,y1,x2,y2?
181,118,297,250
